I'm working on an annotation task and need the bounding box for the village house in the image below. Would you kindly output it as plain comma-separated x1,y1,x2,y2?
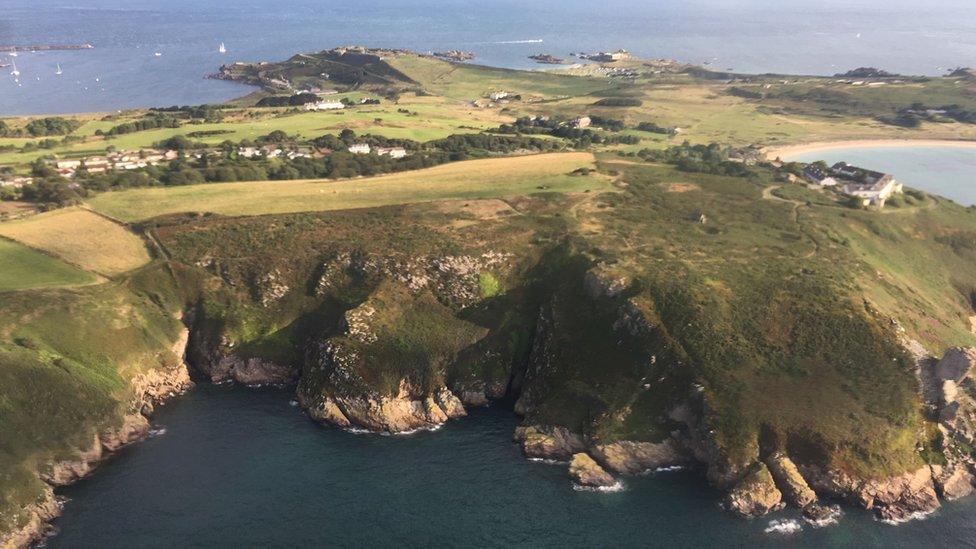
0,176,32,188
305,100,345,111
804,162,903,207
56,159,82,170
347,143,371,155
488,91,510,101
82,157,110,174
376,147,407,159
569,116,592,129
238,147,261,158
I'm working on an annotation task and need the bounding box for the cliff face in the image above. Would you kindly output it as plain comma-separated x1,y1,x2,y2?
2,327,193,548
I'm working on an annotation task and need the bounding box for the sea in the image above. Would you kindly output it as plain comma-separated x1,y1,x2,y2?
7,2,976,546
3,0,976,116
46,384,976,548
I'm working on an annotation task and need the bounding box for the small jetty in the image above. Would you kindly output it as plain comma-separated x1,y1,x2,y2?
0,43,94,53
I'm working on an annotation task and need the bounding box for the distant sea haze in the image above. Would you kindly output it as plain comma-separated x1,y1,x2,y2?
2,0,976,115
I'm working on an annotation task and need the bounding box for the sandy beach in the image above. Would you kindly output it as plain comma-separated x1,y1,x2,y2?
765,139,976,160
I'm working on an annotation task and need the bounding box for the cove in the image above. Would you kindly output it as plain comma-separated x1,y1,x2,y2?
47,384,976,548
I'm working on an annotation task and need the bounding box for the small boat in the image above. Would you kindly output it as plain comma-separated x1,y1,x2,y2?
218,42,227,54
10,59,19,77
8,51,17,57
55,63,62,75
154,52,162,57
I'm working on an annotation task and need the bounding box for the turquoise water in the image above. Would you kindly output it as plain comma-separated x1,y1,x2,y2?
3,0,976,115
47,384,976,548
789,147,976,206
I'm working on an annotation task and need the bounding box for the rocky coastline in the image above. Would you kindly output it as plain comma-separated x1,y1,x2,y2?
2,329,193,549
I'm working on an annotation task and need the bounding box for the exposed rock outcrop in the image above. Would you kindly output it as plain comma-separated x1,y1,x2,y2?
931,464,975,501
936,347,976,384
799,464,940,522
300,379,467,434
513,425,586,461
590,439,687,475
765,452,817,508
1,486,60,549
724,463,783,517
569,453,617,488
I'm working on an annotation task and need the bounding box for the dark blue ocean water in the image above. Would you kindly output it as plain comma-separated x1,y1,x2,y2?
3,0,976,115
47,384,976,548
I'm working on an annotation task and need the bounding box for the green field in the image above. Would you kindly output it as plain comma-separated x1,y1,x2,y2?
87,152,603,221
0,208,151,276
0,238,97,292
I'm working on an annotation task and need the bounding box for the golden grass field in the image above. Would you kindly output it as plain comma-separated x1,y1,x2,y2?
87,152,604,221
0,207,151,276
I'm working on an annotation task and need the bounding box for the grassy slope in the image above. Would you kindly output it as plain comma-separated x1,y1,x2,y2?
87,152,602,221
0,238,96,292
0,264,189,534
0,207,151,277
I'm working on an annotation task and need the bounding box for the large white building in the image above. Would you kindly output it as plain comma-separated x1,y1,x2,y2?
305,101,346,111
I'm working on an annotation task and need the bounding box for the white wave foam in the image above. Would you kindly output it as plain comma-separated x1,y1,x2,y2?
148,428,167,438
804,506,843,528
495,39,544,44
572,481,625,493
289,400,299,407
527,457,564,465
655,465,686,473
878,509,935,525
764,518,803,535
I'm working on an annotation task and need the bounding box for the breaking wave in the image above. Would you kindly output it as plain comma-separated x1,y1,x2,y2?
572,481,625,493
764,518,803,535
804,506,843,528
878,509,935,526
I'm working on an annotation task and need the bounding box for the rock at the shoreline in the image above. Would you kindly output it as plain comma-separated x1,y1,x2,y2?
300,379,467,434
0,485,60,549
40,434,103,486
765,452,817,508
590,439,686,475
936,347,976,384
513,425,585,461
460,389,490,407
100,412,151,452
569,453,617,488
932,465,975,501
229,357,298,386
802,503,842,525
800,464,939,521
725,463,783,518
434,386,467,419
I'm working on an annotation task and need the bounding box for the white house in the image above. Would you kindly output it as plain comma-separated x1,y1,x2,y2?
56,159,82,170
305,101,345,111
376,147,407,159
347,143,371,155
489,91,509,101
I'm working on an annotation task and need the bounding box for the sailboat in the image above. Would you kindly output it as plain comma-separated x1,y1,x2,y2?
10,59,19,77
218,42,227,54
55,63,63,76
